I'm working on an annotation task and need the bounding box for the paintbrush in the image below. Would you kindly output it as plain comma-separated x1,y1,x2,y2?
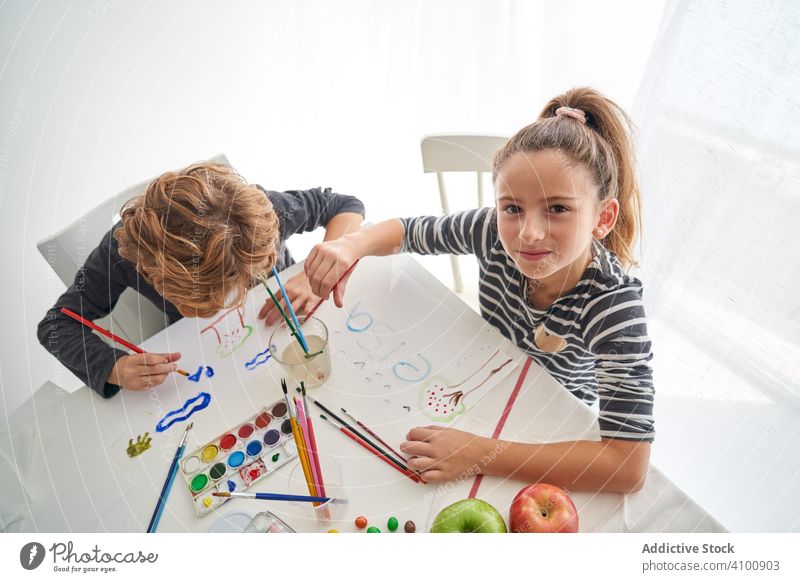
301,390,413,473
213,491,338,503
319,414,423,484
147,422,193,533
303,259,360,322
271,267,309,353
340,407,408,464
60,307,191,377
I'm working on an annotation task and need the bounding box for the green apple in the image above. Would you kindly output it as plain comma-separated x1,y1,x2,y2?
430,498,507,533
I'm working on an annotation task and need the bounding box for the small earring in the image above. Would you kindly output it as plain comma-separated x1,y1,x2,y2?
596,228,604,236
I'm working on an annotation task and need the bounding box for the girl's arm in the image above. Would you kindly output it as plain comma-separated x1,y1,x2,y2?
306,208,495,305
401,426,650,494
305,219,405,305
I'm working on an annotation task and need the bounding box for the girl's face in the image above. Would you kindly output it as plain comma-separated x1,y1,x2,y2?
495,149,617,294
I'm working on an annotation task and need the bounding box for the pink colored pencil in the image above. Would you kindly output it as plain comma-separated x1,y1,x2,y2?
300,400,326,498
295,398,324,500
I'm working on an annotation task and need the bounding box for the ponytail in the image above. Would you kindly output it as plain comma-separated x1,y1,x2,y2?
494,87,641,269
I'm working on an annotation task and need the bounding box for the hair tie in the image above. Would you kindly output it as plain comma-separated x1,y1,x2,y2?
555,106,587,124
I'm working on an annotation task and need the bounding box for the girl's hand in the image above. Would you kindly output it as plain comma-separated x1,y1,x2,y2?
304,235,362,307
400,426,490,484
258,271,321,326
108,352,182,391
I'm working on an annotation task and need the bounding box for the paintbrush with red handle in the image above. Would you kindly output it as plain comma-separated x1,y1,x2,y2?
60,307,190,377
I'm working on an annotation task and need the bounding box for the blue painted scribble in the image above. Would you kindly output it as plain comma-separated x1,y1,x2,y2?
155,392,212,433
244,348,271,371
187,366,203,382
205,366,214,378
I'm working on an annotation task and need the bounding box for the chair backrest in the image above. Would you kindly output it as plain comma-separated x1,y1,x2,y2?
37,153,231,345
421,134,508,209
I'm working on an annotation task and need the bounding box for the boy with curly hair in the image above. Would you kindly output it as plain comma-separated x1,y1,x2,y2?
38,162,364,397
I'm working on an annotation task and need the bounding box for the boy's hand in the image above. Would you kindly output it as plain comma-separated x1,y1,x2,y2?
400,426,490,484
304,236,362,307
258,271,321,326
108,352,182,391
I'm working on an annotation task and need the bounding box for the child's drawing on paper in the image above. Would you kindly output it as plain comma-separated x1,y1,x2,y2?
201,307,253,358
419,349,514,422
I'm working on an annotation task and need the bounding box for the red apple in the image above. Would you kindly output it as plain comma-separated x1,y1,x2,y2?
509,483,578,533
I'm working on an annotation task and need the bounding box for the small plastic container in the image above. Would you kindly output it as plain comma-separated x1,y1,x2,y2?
287,455,348,524
243,511,296,533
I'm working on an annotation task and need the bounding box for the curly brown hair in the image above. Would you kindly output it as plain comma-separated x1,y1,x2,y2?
115,162,280,318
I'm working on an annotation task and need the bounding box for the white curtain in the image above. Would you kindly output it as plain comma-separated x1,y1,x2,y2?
634,0,800,532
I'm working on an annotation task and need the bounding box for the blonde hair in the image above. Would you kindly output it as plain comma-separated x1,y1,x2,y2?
115,162,280,318
493,87,642,268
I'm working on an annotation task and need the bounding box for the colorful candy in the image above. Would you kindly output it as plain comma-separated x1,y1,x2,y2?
355,515,368,529
404,520,416,533
366,526,380,533
387,516,399,532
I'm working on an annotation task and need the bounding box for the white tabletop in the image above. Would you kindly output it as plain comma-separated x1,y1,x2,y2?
1,256,724,533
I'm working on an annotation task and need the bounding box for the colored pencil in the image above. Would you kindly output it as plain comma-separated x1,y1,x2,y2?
301,383,326,497
340,407,407,464
294,397,323,503
213,491,335,503
271,267,309,353
60,307,190,377
302,391,413,474
319,414,423,484
147,422,193,532
282,381,316,498
303,259,360,322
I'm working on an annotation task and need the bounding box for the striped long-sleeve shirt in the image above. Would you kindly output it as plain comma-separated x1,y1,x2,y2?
401,207,655,442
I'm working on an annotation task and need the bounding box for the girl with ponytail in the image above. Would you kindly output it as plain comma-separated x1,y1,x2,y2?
306,88,654,493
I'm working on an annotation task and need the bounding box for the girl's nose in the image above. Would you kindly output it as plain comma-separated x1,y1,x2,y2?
519,215,547,242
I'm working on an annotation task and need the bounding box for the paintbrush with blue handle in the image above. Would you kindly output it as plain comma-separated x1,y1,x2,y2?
146,422,193,533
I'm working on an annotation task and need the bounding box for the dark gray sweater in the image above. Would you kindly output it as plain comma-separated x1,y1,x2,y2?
37,186,364,398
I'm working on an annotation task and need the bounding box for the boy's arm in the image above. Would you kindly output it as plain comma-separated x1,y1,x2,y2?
36,228,132,398
265,187,365,237
401,426,650,493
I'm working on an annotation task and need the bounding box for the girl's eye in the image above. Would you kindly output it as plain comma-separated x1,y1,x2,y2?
503,205,522,214
549,205,569,214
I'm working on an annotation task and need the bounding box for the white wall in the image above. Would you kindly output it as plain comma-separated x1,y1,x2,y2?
0,0,666,421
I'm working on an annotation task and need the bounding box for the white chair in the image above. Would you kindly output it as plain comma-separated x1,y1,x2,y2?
421,134,508,292
37,153,231,345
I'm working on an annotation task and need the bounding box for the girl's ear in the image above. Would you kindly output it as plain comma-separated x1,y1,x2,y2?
594,198,619,239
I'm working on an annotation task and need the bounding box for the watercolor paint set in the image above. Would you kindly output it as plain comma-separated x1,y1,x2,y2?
179,400,299,516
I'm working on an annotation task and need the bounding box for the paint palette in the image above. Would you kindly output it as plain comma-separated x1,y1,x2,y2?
180,400,298,516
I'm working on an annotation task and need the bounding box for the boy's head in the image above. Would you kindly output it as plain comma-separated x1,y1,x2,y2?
115,162,279,318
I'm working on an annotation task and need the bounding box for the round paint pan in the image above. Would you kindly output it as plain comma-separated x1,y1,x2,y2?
219,433,237,451
255,412,272,429
237,423,255,439
271,402,288,417
183,456,201,473
227,450,245,468
190,473,210,494
200,444,220,463
209,462,228,480
246,440,264,457
280,419,293,435
263,429,281,446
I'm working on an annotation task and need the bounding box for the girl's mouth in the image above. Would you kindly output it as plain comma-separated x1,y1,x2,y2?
518,249,552,262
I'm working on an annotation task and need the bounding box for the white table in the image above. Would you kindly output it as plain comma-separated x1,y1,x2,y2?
1,256,724,533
